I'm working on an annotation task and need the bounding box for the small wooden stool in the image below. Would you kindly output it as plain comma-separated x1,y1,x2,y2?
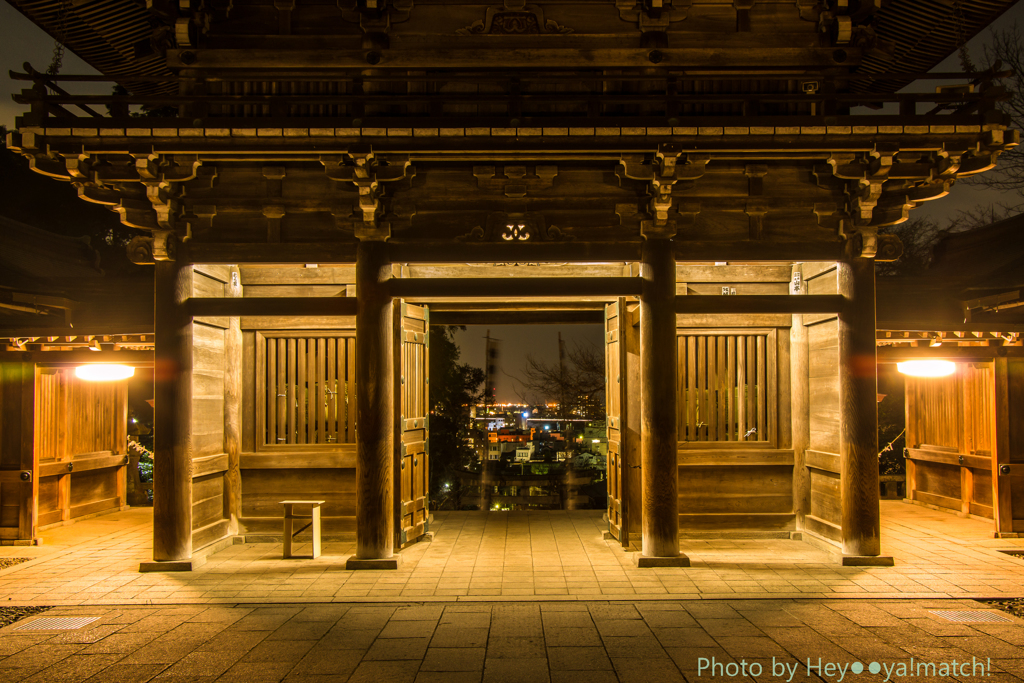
280,500,325,559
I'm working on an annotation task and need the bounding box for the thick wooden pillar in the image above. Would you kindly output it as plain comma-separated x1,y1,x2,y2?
348,240,400,569
838,252,890,564
150,255,194,567
638,238,687,566
992,357,1015,536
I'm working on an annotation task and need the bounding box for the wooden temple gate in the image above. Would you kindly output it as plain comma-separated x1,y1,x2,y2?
6,0,1021,565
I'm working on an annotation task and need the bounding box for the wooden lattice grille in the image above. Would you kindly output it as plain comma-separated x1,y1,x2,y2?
262,334,356,446
678,330,777,443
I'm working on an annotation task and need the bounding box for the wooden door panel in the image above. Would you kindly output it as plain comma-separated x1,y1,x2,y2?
395,301,429,546
605,300,628,545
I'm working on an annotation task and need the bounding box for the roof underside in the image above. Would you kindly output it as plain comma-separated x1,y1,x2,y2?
5,1,1017,94
7,0,175,95
852,0,1016,93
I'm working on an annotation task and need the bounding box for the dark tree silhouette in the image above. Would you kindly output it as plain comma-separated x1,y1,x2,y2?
428,325,485,510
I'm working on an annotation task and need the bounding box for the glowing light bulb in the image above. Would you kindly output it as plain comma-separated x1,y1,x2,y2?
896,360,955,378
75,365,135,381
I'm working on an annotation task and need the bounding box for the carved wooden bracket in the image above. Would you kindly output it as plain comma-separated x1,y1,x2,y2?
619,150,708,238
127,230,176,264
323,150,415,241
616,0,690,32
473,165,558,197
339,0,413,35
846,229,901,261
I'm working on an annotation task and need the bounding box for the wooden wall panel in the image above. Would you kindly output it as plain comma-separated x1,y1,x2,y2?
678,465,792,515
0,363,36,539
239,467,356,535
807,320,840,455
0,483,18,528
69,469,118,518
68,379,123,456
192,473,226,531
906,374,962,451
37,476,60,526
188,266,235,551
808,469,841,533
904,363,1000,522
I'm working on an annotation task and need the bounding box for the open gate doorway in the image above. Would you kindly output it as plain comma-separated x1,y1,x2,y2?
444,322,607,514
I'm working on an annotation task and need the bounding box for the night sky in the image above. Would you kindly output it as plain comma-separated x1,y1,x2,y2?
2,0,1021,403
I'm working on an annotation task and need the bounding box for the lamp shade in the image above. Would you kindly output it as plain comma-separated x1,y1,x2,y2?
75,365,135,381
896,360,955,378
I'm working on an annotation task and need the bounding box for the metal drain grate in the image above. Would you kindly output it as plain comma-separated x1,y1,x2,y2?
12,616,101,631
929,610,1013,624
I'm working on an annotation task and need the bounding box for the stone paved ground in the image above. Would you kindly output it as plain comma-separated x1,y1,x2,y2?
1,502,1023,604
0,599,1022,683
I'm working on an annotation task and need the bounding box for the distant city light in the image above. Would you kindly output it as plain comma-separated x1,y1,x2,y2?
522,411,530,417
592,438,600,443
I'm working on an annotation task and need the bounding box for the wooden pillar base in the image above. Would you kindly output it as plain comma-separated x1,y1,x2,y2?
346,555,403,570
841,554,894,567
140,558,203,572
634,554,690,568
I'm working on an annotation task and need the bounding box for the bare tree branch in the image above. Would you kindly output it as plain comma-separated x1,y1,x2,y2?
509,341,605,419
963,22,1024,207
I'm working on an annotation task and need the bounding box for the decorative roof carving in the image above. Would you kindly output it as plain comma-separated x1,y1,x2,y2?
457,2,573,35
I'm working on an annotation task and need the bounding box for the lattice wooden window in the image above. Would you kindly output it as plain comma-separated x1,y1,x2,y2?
258,333,356,447
677,330,777,444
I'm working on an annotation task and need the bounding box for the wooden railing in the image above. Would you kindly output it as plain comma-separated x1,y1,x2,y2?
9,64,1010,128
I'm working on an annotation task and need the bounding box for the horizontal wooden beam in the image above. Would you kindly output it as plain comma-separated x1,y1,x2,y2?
188,242,358,265
675,241,842,262
166,47,859,70
675,295,843,315
0,350,154,365
390,277,643,298
876,346,1024,362
186,240,843,266
389,242,638,264
187,297,357,317
431,311,604,325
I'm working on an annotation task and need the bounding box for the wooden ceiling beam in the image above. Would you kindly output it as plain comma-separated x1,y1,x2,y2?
0,350,154,365
877,346,1024,362
165,47,858,70
675,294,843,315
431,311,604,325
188,240,843,265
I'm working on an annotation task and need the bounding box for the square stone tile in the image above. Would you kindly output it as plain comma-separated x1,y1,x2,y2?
420,647,486,671
483,658,549,683
363,637,430,661
547,646,612,671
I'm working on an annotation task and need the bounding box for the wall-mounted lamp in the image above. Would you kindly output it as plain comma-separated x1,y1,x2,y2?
896,360,955,378
75,365,135,381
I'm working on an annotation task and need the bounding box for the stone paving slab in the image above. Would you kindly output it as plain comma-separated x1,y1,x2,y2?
0,600,1021,683
1,502,1023,606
